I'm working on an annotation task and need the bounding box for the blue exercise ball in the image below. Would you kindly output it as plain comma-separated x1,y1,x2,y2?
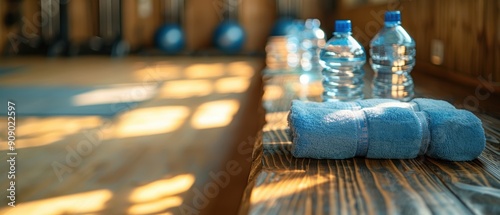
155,24,185,53
271,18,301,36
213,20,246,53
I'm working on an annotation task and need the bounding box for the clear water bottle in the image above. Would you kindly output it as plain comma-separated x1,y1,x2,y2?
300,19,326,77
370,11,416,101
285,20,304,69
319,20,366,101
265,19,302,72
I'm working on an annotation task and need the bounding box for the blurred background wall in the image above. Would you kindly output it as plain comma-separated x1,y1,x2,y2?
335,0,499,87
0,0,332,53
1,0,499,85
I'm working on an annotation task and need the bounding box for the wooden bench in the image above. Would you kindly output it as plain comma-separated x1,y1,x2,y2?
239,69,500,214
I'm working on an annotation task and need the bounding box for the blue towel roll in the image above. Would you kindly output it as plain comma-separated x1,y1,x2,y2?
411,98,455,110
423,109,485,161
288,102,485,161
292,98,455,111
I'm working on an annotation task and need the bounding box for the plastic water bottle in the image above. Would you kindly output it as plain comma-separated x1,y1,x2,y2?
265,20,302,72
370,11,416,101
319,20,366,101
300,19,326,77
285,20,303,69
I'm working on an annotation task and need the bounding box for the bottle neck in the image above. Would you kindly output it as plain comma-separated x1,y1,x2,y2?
333,32,352,37
384,21,401,27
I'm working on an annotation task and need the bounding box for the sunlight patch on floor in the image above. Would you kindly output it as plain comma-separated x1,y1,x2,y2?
0,116,103,150
215,77,250,94
226,61,255,77
114,106,190,138
127,174,195,214
0,189,112,215
250,173,328,204
185,63,225,79
72,84,157,106
191,100,240,129
134,63,183,81
129,174,195,203
159,79,213,99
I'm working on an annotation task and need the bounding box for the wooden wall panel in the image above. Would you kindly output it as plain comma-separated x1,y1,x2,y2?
68,0,92,45
21,0,39,36
240,0,275,52
1,0,40,53
1,0,326,53
184,0,219,50
122,0,162,50
300,0,331,39
0,0,5,53
423,0,500,83
335,3,388,46
402,0,421,61
336,0,500,84
483,0,497,81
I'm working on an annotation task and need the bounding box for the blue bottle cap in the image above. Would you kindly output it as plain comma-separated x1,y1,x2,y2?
385,11,401,23
335,20,351,33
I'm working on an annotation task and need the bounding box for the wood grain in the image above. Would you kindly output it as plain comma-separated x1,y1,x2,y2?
239,73,500,215
0,56,264,215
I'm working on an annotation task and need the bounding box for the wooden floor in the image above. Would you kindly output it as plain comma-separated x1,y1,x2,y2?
239,70,500,215
0,57,265,215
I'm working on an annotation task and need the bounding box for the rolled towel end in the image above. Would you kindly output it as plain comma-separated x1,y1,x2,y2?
424,109,486,161
289,102,358,159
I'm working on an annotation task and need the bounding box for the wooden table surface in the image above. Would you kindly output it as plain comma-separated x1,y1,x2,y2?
238,69,500,215
0,56,264,215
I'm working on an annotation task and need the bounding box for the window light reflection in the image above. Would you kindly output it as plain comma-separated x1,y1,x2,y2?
129,174,195,203
159,79,213,99
250,174,328,204
127,174,194,214
226,62,255,77
185,63,225,79
390,74,408,98
0,116,103,150
191,100,240,129
127,197,181,214
72,84,157,107
133,64,182,81
114,106,189,138
0,189,112,215
215,77,250,94
391,85,408,98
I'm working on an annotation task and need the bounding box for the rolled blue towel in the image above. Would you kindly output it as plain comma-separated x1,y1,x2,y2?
292,98,455,111
423,109,485,161
297,99,400,110
411,98,455,110
288,102,485,161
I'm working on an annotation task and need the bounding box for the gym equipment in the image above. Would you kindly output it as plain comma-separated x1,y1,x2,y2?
3,0,70,56
43,0,70,56
4,0,21,28
154,0,185,53
212,0,245,53
79,0,129,57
